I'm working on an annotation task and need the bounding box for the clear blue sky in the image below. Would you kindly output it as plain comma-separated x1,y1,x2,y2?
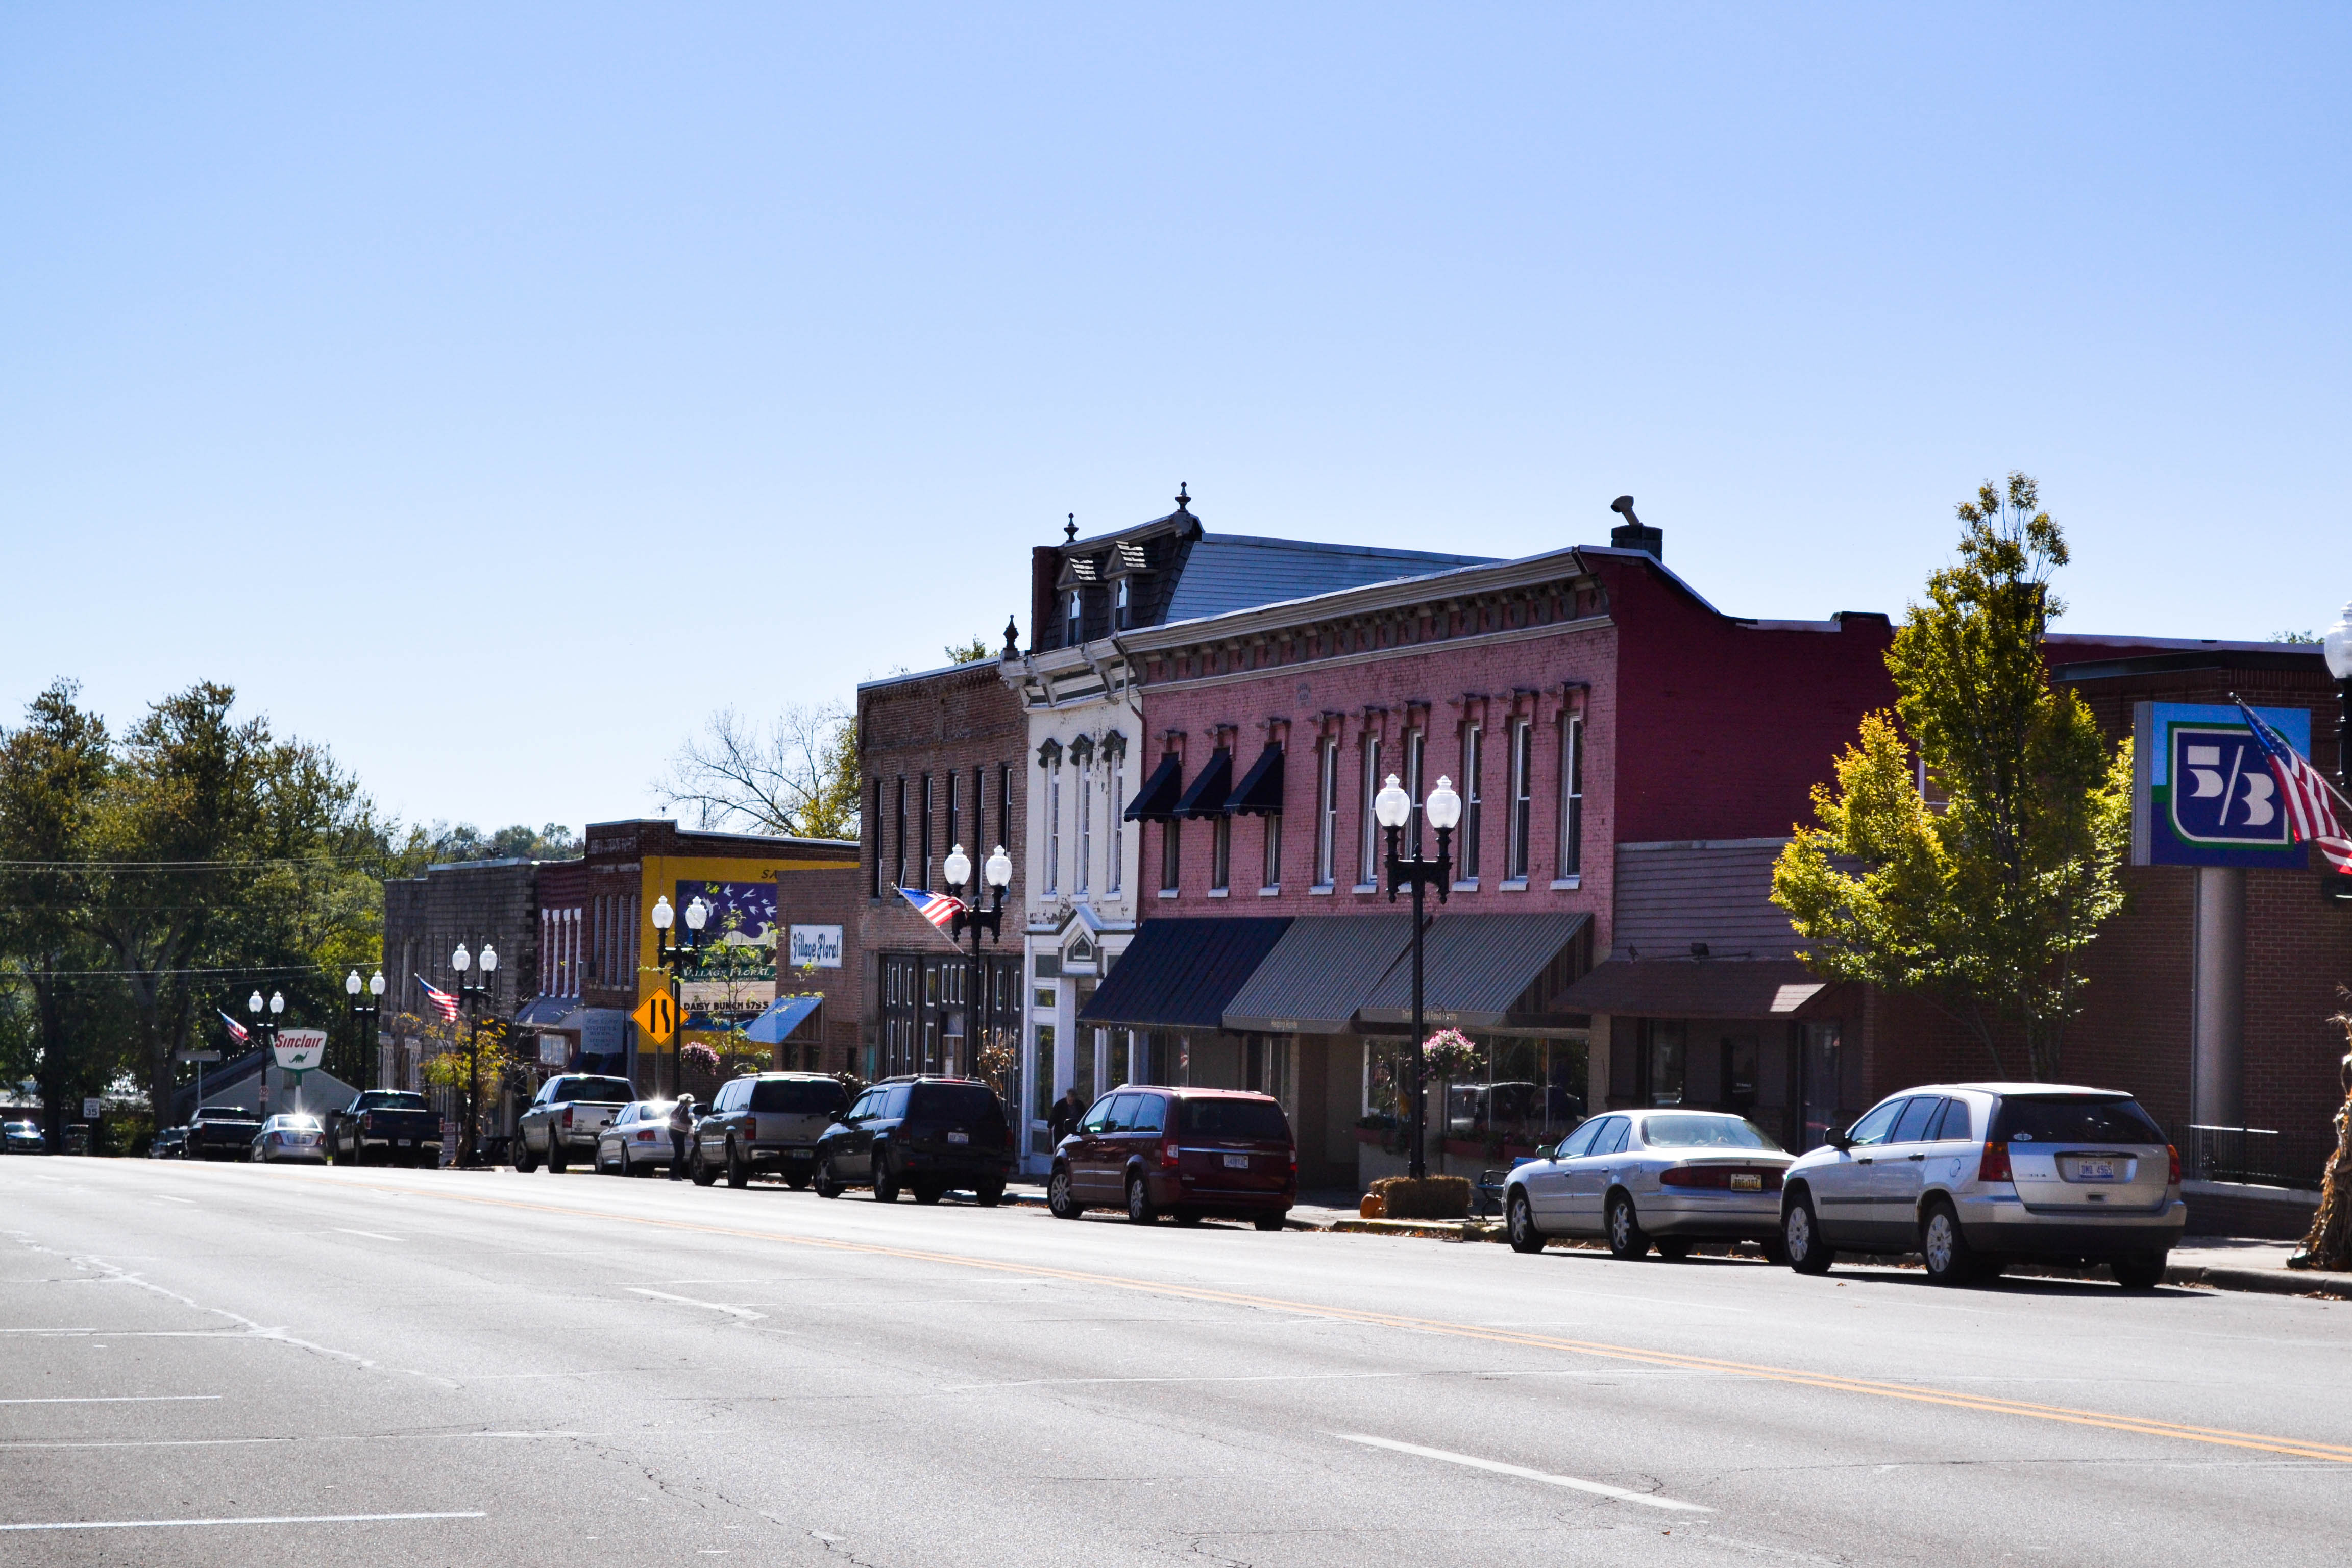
4,5,2345,838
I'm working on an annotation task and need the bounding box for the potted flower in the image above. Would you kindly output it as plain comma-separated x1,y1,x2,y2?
1423,1030,1484,1160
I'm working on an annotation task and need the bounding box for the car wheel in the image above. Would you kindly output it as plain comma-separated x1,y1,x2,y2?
513,1134,538,1174
1125,1174,1158,1225
912,1180,944,1206
726,1140,750,1189
1605,1192,1650,1260
1783,1191,1833,1275
546,1140,567,1174
1656,1239,1692,1262
691,1146,720,1187
1047,1168,1082,1219
1920,1199,1977,1286
813,1154,844,1199
872,1153,900,1203
1506,1190,1547,1255
2112,1255,2167,1290
785,1173,811,1192
1173,1208,1204,1226
1252,1212,1287,1233
972,1179,1004,1208
1760,1234,1791,1267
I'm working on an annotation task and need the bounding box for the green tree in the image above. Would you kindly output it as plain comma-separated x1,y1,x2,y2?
944,636,992,664
1772,475,2133,1081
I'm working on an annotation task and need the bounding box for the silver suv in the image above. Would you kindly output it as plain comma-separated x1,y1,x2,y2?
1779,1083,2184,1288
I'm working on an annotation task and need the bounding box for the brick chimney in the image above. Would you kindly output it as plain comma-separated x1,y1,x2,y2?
1609,495,1662,561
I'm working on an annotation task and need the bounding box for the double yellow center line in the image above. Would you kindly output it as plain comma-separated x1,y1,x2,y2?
310,1174,2352,1466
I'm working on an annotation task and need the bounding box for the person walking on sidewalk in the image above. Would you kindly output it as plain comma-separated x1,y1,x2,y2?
668,1093,697,1179
1048,1085,1085,1146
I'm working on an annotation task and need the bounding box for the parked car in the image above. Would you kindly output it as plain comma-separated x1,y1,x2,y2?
691,1072,851,1189
1502,1109,1793,1260
324,1089,443,1167
595,1101,681,1176
812,1076,1013,1205
187,1105,265,1161
1047,1086,1296,1229
513,1074,636,1173
249,1113,328,1163
1779,1082,2185,1288
5,1118,47,1154
150,1124,188,1159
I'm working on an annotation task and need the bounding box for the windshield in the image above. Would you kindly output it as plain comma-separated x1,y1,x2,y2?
1179,1097,1292,1142
1996,1096,2165,1145
1641,1114,1781,1150
555,1077,635,1104
359,1092,427,1111
270,1117,321,1131
198,1108,257,1120
751,1079,848,1115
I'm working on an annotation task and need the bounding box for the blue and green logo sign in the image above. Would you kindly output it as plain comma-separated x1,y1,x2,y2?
2133,702,2311,869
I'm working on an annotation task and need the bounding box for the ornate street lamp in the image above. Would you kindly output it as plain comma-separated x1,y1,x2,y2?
941,843,1014,1079
449,942,498,1164
1374,773,1461,1180
2324,601,2352,794
649,894,710,1096
345,969,384,1086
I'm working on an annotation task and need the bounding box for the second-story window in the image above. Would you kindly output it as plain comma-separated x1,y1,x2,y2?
1315,737,1338,888
1107,752,1124,895
1076,753,1093,896
1065,589,1082,647
1459,724,1482,884
1113,577,1131,630
1045,757,1062,894
893,778,908,890
1506,718,1533,881
1160,818,1181,892
1211,814,1231,893
1558,714,1584,879
1357,738,1382,887
1261,809,1282,893
919,773,934,890
944,771,960,886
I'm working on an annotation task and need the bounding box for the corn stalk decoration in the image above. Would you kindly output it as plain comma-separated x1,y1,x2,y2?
2290,1006,2352,1273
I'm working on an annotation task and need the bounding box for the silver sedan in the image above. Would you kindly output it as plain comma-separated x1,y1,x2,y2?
1503,1109,1794,1260
595,1101,680,1177
248,1114,327,1164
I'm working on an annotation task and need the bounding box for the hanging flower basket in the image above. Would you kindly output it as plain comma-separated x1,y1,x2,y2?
1423,1028,1483,1078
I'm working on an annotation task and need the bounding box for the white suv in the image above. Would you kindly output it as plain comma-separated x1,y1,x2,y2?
1779,1083,2184,1288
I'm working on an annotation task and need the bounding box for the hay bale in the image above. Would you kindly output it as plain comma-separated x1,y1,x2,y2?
1369,1174,1471,1220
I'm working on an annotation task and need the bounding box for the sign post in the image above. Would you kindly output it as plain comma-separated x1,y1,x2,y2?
273,1027,329,1114
2132,702,2313,1135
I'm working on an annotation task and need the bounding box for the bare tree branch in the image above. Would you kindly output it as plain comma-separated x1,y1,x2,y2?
652,703,859,840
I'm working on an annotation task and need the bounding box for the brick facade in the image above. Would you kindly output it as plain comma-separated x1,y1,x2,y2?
854,656,1030,1087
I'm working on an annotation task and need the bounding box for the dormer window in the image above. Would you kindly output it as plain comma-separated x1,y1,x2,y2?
1113,577,1131,631
1065,589,1082,647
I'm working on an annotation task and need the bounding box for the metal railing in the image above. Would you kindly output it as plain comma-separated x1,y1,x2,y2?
2177,1124,2297,1188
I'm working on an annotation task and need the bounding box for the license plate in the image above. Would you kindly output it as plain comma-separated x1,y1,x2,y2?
2075,1160,2115,1180
1223,1154,1250,1169
1730,1173,1762,1191
947,1131,969,1145
397,1139,411,1146
791,1148,813,1159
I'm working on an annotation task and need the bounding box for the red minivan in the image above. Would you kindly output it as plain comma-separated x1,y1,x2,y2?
1047,1086,1295,1230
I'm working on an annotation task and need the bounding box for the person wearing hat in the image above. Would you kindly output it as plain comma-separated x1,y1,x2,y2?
668,1092,697,1179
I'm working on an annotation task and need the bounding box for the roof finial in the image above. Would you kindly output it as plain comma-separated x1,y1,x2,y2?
1177,482,1190,511
1064,512,1077,543
1001,615,1020,660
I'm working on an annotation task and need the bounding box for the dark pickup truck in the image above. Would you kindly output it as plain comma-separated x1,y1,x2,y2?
325,1090,444,1167
187,1106,264,1161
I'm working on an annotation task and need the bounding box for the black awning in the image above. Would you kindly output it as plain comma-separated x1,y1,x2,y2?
1124,754,1185,821
1224,744,1284,816
1222,914,1413,1035
1358,912,1593,1030
1077,917,1293,1031
1171,749,1233,818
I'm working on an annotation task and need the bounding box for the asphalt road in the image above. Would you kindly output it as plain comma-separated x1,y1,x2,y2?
4,1158,2349,1567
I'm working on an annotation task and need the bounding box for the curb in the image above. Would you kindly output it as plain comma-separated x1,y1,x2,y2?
2168,1263,2352,1297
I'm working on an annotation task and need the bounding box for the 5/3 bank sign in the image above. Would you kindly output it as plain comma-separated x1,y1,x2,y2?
2133,701,2312,869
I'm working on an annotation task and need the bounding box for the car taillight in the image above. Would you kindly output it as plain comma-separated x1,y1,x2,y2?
361,1113,376,1133
562,1106,574,1129
1978,1141,2012,1183
1161,1139,1180,1170
2168,1143,2181,1184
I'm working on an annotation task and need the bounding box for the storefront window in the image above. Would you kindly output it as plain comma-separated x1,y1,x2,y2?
1645,1021,1687,1107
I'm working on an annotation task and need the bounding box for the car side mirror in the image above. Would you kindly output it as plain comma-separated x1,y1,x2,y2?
1827,1127,1854,1152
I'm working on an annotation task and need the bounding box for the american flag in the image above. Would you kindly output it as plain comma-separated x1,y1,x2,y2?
416,975,462,1022
897,885,966,934
217,1009,248,1044
2237,701,2352,875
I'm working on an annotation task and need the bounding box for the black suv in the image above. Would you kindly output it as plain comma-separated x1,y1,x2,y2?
813,1076,1014,1206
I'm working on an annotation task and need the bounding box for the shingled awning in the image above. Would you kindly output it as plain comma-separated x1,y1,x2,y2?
1221,914,1414,1035
1076,917,1293,1031
1554,959,1832,1019
1357,913,1592,1030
